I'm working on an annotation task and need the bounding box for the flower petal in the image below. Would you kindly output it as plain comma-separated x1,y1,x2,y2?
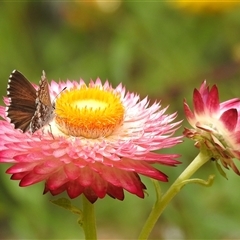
207,85,220,114
220,109,238,132
193,88,205,115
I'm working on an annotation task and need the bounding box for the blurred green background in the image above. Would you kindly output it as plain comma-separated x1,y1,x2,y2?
1,1,240,239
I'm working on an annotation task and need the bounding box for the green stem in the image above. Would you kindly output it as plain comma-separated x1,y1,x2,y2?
138,151,211,240
82,195,97,240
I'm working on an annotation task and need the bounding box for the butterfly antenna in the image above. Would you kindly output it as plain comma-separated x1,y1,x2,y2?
52,87,67,110
55,87,67,99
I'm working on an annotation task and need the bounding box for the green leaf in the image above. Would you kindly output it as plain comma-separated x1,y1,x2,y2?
215,161,228,180
50,198,83,217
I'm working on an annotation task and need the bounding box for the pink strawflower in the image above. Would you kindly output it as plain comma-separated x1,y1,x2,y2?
0,78,182,203
184,80,240,175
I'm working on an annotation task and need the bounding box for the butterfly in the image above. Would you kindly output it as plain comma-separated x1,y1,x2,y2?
6,70,55,134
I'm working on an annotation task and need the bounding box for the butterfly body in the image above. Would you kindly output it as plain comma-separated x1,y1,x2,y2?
6,70,55,133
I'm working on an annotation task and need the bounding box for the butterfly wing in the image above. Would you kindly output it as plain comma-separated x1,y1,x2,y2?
7,70,37,132
29,71,55,133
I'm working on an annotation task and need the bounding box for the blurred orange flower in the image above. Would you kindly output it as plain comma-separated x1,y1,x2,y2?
171,0,240,14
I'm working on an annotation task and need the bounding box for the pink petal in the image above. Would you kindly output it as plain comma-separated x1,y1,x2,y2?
44,183,66,196
220,98,240,109
11,172,28,180
84,187,98,203
207,85,220,114
45,170,68,190
183,100,195,124
0,106,6,118
64,164,81,180
220,109,238,132
107,184,124,200
199,80,208,96
20,172,49,186
33,160,62,175
233,131,240,144
0,150,20,162
78,167,94,187
193,89,205,115
95,165,121,186
89,174,107,198
6,162,39,174
66,181,84,198
118,171,145,198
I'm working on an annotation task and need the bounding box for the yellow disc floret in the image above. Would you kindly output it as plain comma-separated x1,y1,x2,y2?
55,84,125,138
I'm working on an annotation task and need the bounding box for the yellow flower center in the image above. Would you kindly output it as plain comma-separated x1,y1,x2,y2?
55,84,125,138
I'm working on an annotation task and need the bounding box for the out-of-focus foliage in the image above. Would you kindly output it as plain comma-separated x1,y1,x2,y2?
1,1,240,239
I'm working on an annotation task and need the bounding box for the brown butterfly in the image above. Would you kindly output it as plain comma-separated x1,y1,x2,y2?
6,70,55,133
